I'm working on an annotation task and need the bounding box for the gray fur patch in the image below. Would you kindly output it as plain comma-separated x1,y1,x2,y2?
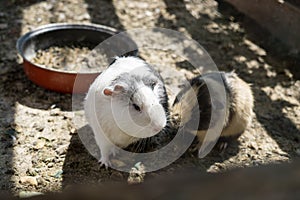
108,59,169,115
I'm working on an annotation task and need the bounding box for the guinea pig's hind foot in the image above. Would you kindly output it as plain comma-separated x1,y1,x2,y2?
98,157,111,169
189,142,200,153
218,142,228,154
217,135,240,154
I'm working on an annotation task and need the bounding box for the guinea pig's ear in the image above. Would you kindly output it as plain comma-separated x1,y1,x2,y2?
103,84,125,96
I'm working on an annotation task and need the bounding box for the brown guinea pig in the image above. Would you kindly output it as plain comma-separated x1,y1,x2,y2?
171,71,254,154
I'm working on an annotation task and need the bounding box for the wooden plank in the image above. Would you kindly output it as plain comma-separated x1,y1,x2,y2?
224,0,300,52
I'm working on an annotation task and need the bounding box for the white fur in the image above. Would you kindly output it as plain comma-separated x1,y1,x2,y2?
84,56,166,167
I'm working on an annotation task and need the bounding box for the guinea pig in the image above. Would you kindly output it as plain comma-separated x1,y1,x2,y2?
171,71,254,155
84,56,169,167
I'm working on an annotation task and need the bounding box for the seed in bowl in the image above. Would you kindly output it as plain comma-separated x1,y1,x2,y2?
31,45,109,73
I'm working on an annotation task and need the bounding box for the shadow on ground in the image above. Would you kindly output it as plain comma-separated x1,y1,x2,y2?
157,0,300,157
61,0,127,188
0,0,50,192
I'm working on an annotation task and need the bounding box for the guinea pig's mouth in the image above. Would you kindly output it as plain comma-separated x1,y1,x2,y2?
151,122,166,134
127,123,165,139
153,126,163,133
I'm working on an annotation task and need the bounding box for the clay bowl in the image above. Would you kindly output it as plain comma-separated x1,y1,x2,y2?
16,23,137,94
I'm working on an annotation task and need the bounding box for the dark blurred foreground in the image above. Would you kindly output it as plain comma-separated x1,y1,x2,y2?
2,159,300,200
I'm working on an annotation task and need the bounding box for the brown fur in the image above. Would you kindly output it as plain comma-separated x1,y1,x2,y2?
220,73,253,137
172,85,199,127
172,72,254,145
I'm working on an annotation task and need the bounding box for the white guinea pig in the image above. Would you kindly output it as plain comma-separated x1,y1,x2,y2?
84,56,169,167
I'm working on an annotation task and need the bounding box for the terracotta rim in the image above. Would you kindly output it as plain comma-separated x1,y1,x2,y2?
16,23,123,93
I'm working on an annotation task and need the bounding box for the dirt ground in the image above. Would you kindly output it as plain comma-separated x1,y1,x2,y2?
0,0,299,196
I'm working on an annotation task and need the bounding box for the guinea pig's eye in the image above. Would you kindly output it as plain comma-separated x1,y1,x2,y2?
132,103,141,112
150,81,157,89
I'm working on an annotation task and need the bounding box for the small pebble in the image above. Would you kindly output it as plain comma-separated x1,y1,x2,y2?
248,142,258,150
296,149,300,156
53,170,63,178
47,162,54,168
50,108,60,116
19,191,43,198
33,140,45,150
69,127,77,135
26,168,37,176
55,145,68,155
111,159,126,167
77,13,91,20
36,177,46,185
0,23,8,29
20,176,38,186
33,123,44,132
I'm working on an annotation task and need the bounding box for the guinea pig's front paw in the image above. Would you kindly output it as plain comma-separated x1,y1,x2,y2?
98,157,111,169
111,147,119,157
